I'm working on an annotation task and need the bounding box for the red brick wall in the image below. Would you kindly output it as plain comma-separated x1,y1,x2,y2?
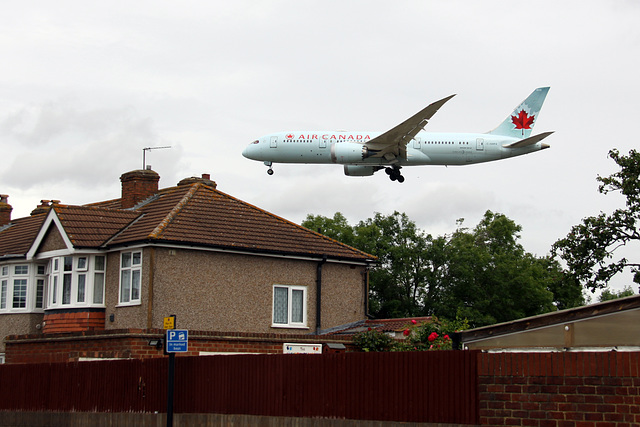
4,329,353,364
479,352,640,426
42,311,105,334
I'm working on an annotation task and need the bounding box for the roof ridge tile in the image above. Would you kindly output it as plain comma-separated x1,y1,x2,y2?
148,183,200,239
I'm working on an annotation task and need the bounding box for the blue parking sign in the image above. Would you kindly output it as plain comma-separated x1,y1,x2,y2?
166,329,188,353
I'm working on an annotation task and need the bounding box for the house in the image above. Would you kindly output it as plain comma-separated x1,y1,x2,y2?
0,169,375,361
457,294,640,351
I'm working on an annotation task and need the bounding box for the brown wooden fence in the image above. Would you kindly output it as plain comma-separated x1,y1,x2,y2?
0,351,479,424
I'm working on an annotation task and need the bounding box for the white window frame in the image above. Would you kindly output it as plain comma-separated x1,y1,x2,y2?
119,250,142,306
93,255,106,305
12,278,27,309
0,266,7,310
272,284,308,329
47,255,107,309
1,279,8,310
10,265,28,310
0,262,46,313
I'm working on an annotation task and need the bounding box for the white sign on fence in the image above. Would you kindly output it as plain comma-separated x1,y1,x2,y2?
283,343,322,354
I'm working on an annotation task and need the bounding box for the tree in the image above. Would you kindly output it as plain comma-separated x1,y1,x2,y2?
302,212,356,247
435,211,567,327
303,210,584,325
598,285,635,302
552,149,640,292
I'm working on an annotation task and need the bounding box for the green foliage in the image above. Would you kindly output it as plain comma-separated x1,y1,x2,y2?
553,149,640,291
598,285,636,302
351,327,395,352
303,212,356,247
303,209,584,328
435,211,580,327
352,316,469,352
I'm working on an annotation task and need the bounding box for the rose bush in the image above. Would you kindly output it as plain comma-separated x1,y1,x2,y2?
353,316,468,352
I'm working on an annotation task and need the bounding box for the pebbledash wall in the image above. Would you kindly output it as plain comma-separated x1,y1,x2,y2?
33,243,366,335
4,328,353,364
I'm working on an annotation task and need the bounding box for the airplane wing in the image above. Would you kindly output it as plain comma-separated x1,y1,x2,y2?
364,94,456,161
503,131,554,148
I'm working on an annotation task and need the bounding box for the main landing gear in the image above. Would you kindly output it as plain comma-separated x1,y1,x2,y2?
385,166,405,183
265,161,274,175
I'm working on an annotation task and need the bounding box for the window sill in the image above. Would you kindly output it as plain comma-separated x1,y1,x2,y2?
271,324,309,330
116,301,142,308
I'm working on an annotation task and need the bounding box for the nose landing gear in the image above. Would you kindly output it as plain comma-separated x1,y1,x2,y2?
385,166,405,183
264,161,274,175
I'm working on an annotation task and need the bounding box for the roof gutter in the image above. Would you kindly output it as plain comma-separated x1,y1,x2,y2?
0,254,27,261
105,239,376,266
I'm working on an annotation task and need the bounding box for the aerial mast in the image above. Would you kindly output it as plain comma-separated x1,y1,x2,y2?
142,146,172,170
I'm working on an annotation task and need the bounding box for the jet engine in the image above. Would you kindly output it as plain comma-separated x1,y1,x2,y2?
343,165,381,176
331,142,369,164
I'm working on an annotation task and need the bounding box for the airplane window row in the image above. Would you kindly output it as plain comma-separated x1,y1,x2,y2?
426,141,469,145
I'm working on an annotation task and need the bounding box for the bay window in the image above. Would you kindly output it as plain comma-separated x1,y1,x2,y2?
47,255,106,309
0,263,46,313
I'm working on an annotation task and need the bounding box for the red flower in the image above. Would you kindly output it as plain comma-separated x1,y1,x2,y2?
403,329,410,336
411,319,417,324
428,332,438,342
443,334,450,341
368,327,372,331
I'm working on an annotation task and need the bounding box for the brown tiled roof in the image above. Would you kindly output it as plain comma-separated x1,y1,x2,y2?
0,213,47,258
107,183,374,261
0,179,375,262
53,205,140,248
324,317,433,336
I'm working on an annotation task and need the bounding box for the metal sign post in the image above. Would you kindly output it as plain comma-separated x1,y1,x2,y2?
162,315,184,427
167,349,175,427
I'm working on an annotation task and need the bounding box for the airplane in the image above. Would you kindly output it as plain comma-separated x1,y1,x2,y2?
242,87,552,183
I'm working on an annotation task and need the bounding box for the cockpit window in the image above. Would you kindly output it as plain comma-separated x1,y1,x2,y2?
251,140,259,144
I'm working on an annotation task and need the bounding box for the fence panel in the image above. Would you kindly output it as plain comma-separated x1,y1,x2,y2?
0,351,479,424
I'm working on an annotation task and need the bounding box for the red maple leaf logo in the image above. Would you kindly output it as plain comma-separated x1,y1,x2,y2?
511,110,535,133
286,134,294,139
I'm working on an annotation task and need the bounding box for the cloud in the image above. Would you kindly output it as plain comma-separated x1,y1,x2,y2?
0,101,183,192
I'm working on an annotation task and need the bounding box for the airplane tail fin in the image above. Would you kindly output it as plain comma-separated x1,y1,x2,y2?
487,87,550,139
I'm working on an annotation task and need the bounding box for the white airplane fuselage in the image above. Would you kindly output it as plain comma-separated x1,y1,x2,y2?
243,131,547,166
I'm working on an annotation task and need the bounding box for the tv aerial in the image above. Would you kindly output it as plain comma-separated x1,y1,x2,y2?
142,146,172,170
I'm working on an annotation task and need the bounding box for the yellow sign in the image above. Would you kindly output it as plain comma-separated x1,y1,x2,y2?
163,316,175,330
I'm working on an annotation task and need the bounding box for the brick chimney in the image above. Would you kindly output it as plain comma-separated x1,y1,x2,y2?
120,169,160,209
0,194,11,226
31,200,52,216
177,173,217,189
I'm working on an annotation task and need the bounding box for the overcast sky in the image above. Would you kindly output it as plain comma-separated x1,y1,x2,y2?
2,1,638,294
